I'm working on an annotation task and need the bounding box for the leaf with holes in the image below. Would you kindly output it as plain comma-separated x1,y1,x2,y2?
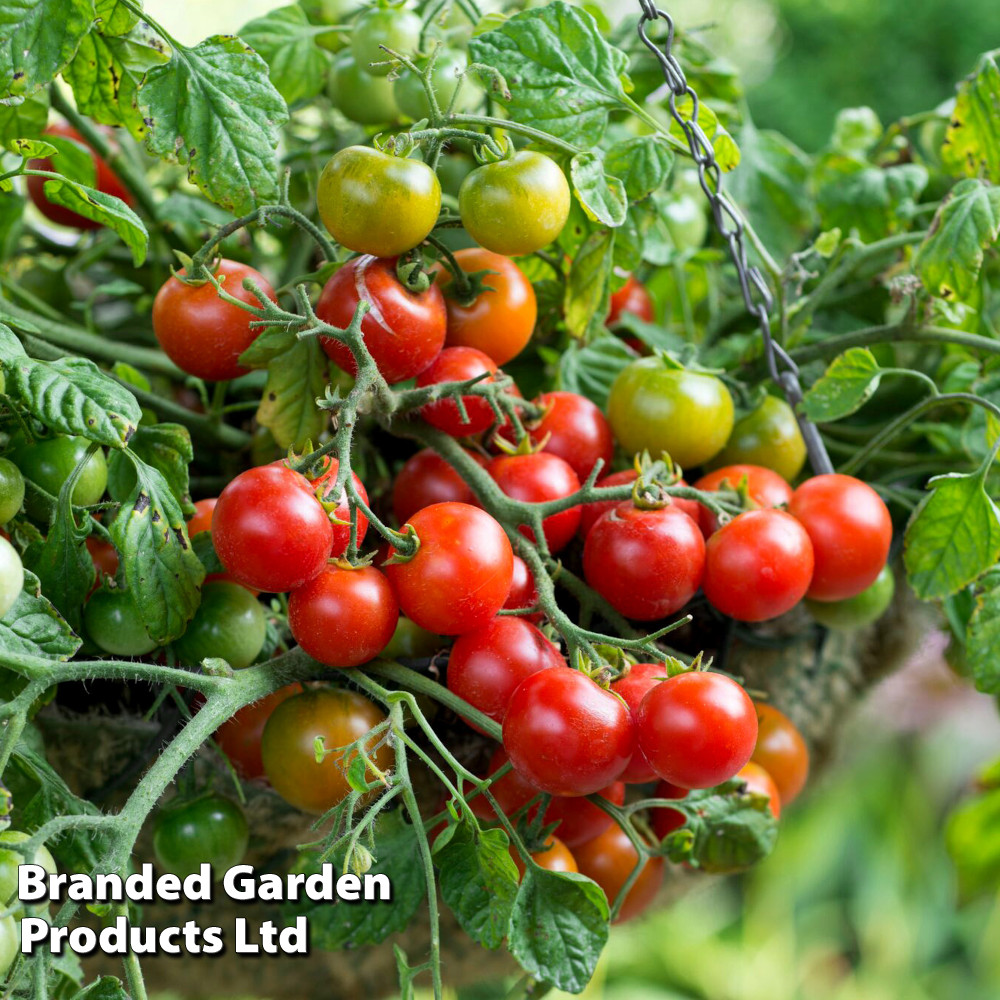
570,151,627,227
802,348,883,422
256,337,328,451
943,49,1000,183
0,569,80,661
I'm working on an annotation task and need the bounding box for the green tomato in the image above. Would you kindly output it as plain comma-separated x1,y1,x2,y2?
0,830,58,920
661,193,708,252
0,459,24,525
7,434,107,511
153,794,249,880
805,565,895,629
84,587,157,656
606,357,735,470
318,145,441,257
382,616,445,660
0,914,16,978
709,395,807,483
350,5,422,77
0,537,22,620
458,150,571,257
303,0,358,50
329,53,399,124
393,49,480,120
172,581,266,670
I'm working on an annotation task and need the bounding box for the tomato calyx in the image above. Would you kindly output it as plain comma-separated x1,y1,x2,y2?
395,251,431,294
381,522,421,564
491,429,548,458
440,265,501,309
169,250,216,288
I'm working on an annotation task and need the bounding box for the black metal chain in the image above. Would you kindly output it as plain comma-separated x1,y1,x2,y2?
636,0,834,476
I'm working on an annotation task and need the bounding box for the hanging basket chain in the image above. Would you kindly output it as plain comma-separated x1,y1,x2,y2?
636,0,834,476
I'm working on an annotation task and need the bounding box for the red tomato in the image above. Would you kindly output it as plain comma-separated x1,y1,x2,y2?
694,464,793,536
27,123,133,230
573,823,664,923
637,672,757,789
213,465,334,593
392,448,485,525
384,502,513,635
486,452,581,554
612,663,670,783
787,474,892,601
752,702,809,805
511,836,578,878
307,457,369,557
85,535,119,581
702,509,814,622
214,685,299,780
607,274,654,327
435,248,537,366
737,761,781,819
316,255,446,384
447,616,564,731
152,259,276,382
503,669,635,796
417,347,500,437
503,555,540,621
187,498,217,537
469,746,542,822
583,502,705,621
543,782,626,848
650,780,688,839
579,469,638,539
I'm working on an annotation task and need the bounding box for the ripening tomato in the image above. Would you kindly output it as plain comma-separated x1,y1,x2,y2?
573,824,664,923
702,509,814,622
289,564,398,668
214,685,299,780
172,581,267,670
710,395,807,483
503,554,540,620
583,503,705,621
637,672,757,789
511,836,578,878
650,780,688,840
152,260,275,382
607,274,654,327
751,702,809,805
543,782,626,848
612,663,670,783
187,498,217,537
486,452,581,553
329,53,399,125
213,465,334,593
435,248,537,366
384,502,513,635
468,746,541,822
0,458,24,525
447,616,564,731
85,535,118,582
307,457,370,557
693,463,793,536
503,668,635,796
316,255,446,384
350,5,422,76
737,761,781,819
805,563,895,629
417,347,500,436
392,448,485,525
787,474,892,601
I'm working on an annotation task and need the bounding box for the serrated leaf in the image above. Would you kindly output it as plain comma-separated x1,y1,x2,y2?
904,466,1000,599
604,136,673,201
95,0,137,35
0,91,48,146
467,1,630,147
109,422,193,513
39,178,148,262
0,568,81,661
137,35,289,215
914,178,1000,301
557,329,634,410
8,137,55,157
256,337,328,451
570,151,627,227
6,353,141,448
801,348,883,422
967,574,1000,694
563,227,614,340
0,0,95,102
508,868,609,993
109,453,204,644
239,4,332,106
943,49,1000,183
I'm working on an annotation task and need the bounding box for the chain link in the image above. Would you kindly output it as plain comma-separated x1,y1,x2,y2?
636,0,834,476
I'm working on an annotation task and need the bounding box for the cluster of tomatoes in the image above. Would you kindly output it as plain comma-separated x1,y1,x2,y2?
0,830,58,976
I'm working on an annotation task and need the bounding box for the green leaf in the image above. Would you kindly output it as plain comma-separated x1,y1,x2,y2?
137,35,289,215
435,820,520,950
569,151,627,227
7,137,55,157
108,422,193,510
237,324,298,369
508,867,609,993
0,185,24,255
5,353,141,448
283,812,426,949
557,329,634,410
191,530,225,577
0,568,81,661
40,130,96,183
904,465,1000,599
914,178,1000,301
255,337,328,451
830,106,882,157
239,4,333,106
966,572,1000,694
0,0,95,102
801,348,883,422
0,91,48,146
95,0,137,36
109,452,204,644
667,93,740,172
604,136,674,202
467,1,630,146
943,49,1000,183
946,783,1000,899
563,227,614,340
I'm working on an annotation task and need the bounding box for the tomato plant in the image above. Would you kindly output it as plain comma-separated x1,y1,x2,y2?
751,703,810,806
573,823,664,924
172,581,267,670
694,463,793,535
214,685,299,780
511,836,577,878
417,346,500,436
392,448,484,525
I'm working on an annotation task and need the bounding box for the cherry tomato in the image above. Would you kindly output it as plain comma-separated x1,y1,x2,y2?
392,448,485,526
417,347,500,437
469,746,542,822
261,688,392,814
503,554,540,620
316,255,446,384
607,358,735,469
187,498,217,537
213,465,334,593
805,563,895,629
486,452,581,554
702,509,814,622
661,190,708,250
612,663,670,783
317,146,440,257
382,616,444,660
85,535,119,583
607,274,654,327
214,685,299,780
693,463,793,536
751,702,809,805
511,836,578,878
435,248,537,366
307,457,370,557
0,830,57,919
543,782,625,848
503,668,635,796
787,474,892,601
26,123,133,230
583,502,705,621
394,48,479,119
736,761,781,819
459,151,571,257
578,469,638,538
173,581,267,670
0,915,15,978
710,395,807,483
637,672,757,789
152,260,275,382
84,586,156,656
329,53,399,125
289,564,398,668
573,824,664,923
650,781,688,840
0,458,24,524
153,794,248,879
384,502,513,635
350,5,422,76
8,433,108,509
447,616,564,731
0,537,22,619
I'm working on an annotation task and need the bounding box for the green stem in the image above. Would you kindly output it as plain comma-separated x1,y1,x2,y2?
790,323,1000,365
447,114,583,155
